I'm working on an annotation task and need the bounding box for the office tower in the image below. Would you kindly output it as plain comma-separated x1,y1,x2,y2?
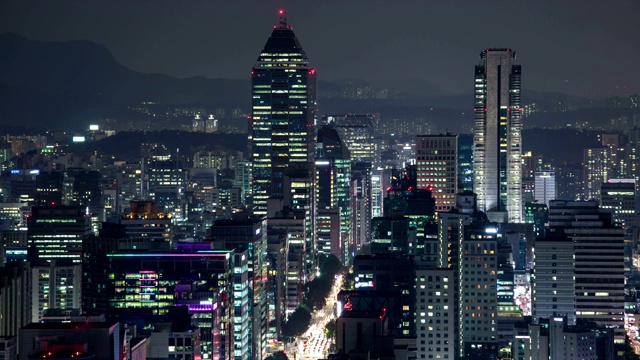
600,179,636,230
547,200,625,343
524,202,548,239
415,268,455,360
34,171,63,206
513,318,600,360
458,133,474,192
532,239,576,325
6,169,38,204
556,160,583,201
316,208,341,258
416,134,458,212
460,222,499,359
583,146,613,201
316,126,351,263
0,262,31,339
534,171,556,206
210,217,268,360
19,321,121,360
351,162,372,253
189,168,217,213
31,260,82,322
147,159,186,220
371,214,414,254
265,228,288,342
371,170,384,218
473,48,523,223
351,254,416,338
283,163,316,277
102,201,173,245
212,184,243,216
583,133,628,201
107,250,234,360
27,206,92,263
383,188,435,247
251,10,316,215
0,203,26,229
234,160,252,205
115,161,144,212
71,169,102,217
323,114,375,163
267,207,306,315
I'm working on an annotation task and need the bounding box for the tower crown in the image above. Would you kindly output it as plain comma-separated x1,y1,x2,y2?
277,9,290,29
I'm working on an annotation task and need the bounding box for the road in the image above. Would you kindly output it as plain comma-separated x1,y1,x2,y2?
295,274,343,360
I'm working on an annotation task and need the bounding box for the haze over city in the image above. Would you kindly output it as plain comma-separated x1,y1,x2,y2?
2,0,639,98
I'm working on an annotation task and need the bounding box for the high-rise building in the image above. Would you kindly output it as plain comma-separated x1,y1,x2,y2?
210,217,268,360
473,48,522,223
323,114,375,163
27,206,92,263
458,134,474,192
31,260,82,323
106,250,234,360
234,160,252,205
547,200,625,344
316,126,351,263
532,239,576,325
460,222,499,359
600,179,636,230
416,134,458,212
250,10,316,215
415,268,456,360
283,163,316,277
534,171,556,206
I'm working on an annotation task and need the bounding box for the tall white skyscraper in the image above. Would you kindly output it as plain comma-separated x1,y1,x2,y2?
473,48,522,223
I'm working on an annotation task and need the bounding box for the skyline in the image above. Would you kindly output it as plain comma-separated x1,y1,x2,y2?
1,0,639,99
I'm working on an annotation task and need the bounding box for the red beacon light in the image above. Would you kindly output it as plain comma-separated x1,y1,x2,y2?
278,9,284,15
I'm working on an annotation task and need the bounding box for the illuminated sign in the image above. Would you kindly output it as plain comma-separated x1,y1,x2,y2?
89,125,99,131
485,227,498,234
355,281,374,289
72,136,86,143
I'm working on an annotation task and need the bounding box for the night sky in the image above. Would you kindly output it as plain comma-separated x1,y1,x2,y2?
1,0,639,98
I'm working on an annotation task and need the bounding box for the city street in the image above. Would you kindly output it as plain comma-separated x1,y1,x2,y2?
295,274,343,360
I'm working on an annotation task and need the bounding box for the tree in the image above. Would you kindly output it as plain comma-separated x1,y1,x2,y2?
325,319,336,340
281,306,312,338
265,351,289,360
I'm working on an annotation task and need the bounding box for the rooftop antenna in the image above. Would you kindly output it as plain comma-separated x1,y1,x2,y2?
278,9,288,29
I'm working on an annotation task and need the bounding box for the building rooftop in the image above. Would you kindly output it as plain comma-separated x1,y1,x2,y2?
21,321,118,330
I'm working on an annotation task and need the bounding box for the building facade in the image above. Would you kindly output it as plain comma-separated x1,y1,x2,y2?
250,10,316,215
473,48,522,223
416,134,458,212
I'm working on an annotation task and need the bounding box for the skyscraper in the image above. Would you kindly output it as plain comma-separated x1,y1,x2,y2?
323,114,375,163
416,134,458,212
473,48,522,223
547,200,625,344
534,171,556,206
251,10,316,215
